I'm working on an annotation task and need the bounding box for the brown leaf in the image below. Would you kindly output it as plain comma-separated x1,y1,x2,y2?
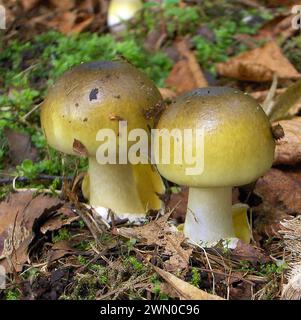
274,118,301,165
153,266,224,300
158,88,177,100
48,0,75,10
255,168,301,215
270,79,301,122
229,282,253,300
40,206,78,234
0,192,62,272
4,128,38,165
70,15,94,33
46,11,77,34
253,168,301,237
166,187,188,223
216,41,301,82
256,14,296,42
266,0,301,7
230,241,270,265
116,215,192,272
21,0,41,11
73,139,88,157
144,29,168,52
166,39,208,94
159,282,179,299
47,240,75,266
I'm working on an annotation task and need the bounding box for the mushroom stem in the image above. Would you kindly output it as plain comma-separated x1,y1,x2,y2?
84,157,164,221
184,187,235,245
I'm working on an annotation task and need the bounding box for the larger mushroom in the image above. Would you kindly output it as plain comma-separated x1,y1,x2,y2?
41,60,165,221
154,87,275,245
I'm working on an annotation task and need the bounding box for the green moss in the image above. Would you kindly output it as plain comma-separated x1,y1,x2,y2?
190,267,201,288
52,228,72,243
5,289,20,300
125,256,145,272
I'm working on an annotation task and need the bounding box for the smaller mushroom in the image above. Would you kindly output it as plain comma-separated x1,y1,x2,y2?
154,87,275,246
108,0,143,31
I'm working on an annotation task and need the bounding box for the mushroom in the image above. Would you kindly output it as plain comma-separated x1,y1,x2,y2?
154,87,275,245
108,0,142,31
41,60,165,221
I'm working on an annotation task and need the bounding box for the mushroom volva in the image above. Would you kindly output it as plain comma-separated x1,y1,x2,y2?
41,60,165,221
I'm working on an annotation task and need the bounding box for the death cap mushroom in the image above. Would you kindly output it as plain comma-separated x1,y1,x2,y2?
155,87,275,244
41,60,165,221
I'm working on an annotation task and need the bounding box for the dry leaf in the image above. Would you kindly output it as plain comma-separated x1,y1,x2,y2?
153,266,224,300
47,240,76,266
255,168,301,215
47,11,77,34
40,206,78,234
167,187,188,223
0,192,62,272
70,15,94,33
73,139,88,157
253,168,301,237
159,88,177,100
266,0,301,7
274,118,301,166
21,0,40,11
256,14,296,42
116,215,192,272
49,0,75,10
270,79,301,121
4,128,38,165
216,41,300,82
166,39,208,94
230,241,270,265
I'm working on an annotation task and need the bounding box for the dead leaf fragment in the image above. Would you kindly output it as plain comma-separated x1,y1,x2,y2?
256,14,297,42
4,128,38,165
21,0,41,11
0,192,62,272
159,88,177,100
270,79,301,121
73,139,88,157
116,215,192,272
253,168,301,237
47,240,76,266
216,41,300,82
274,118,301,165
40,206,78,234
154,266,224,300
166,187,188,223
255,168,301,215
230,241,270,265
166,39,208,94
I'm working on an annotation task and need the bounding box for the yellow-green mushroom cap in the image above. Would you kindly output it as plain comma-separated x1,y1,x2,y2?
41,60,162,156
155,87,275,188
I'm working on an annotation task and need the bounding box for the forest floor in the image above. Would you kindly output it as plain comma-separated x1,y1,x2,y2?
1,0,301,300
